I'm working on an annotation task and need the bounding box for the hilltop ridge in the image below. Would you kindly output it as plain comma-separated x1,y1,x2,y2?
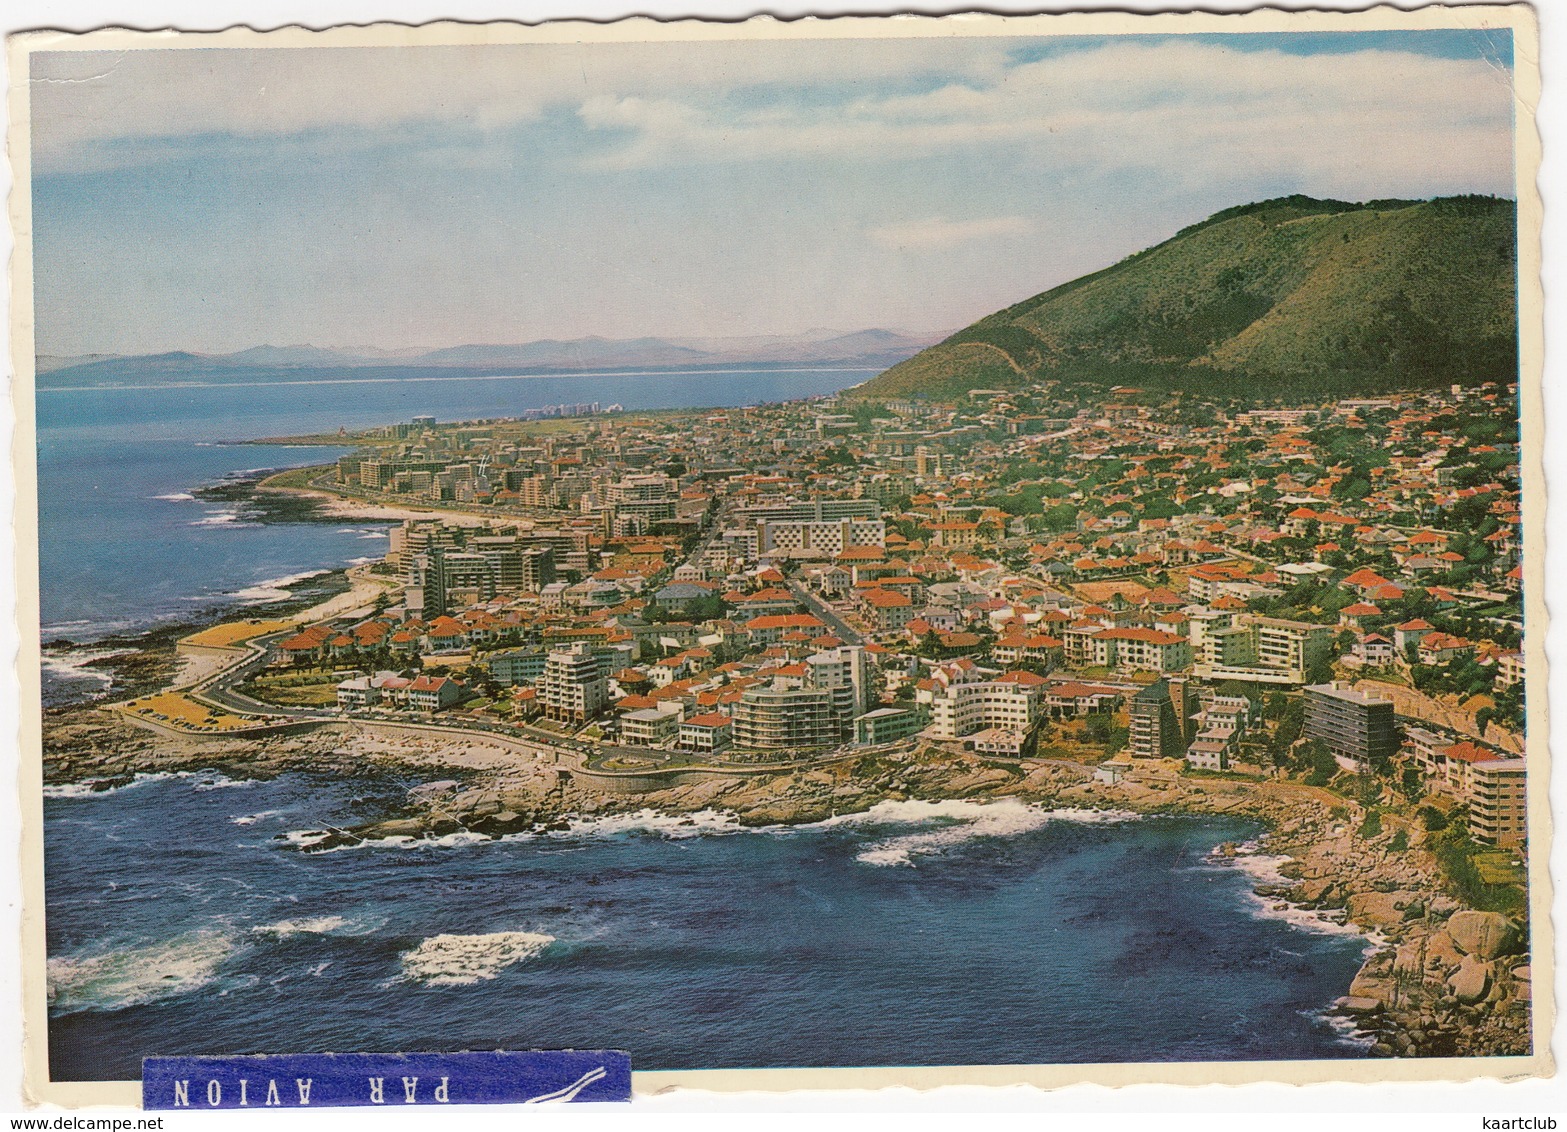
856,195,1518,400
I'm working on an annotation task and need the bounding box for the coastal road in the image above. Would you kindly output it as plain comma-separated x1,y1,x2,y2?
786,581,867,646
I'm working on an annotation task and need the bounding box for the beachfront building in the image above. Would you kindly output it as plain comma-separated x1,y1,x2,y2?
1304,682,1398,772
539,642,610,724
805,646,875,730
336,676,381,709
923,677,1039,743
621,704,683,748
1128,679,1182,760
1184,694,1253,771
853,706,925,745
1402,729,1529,848
405,674,463,712
678,713,734,755
731,683,840,750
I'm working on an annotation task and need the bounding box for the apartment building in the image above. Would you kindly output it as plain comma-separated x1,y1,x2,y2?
539,643,610,724
678,712,734,754
924,679,1039,742
1129,679,1182,759
622,704,683,748
757,517,886,561
1403,728,1527,848
1193,615,1335,685
1304,682,1398,772
732,683,840,750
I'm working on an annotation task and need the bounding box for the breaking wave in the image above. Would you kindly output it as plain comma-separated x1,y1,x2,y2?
46,771,254,800
813,798,1140,867
234,569,331,603
1215,841,1381,953
252,916,347,939
553,809,751,840
48,932,236,1013
190,509,258,528
397,931,556,986
39,646,134,689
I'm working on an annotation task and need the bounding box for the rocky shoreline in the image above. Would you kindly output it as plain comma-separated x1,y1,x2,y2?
40,570,354,710
40,707,1532,1061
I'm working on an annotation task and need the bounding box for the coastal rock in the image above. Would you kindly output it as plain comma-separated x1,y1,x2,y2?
1426,929,1465,973
1346,973,1397,1008
1444,911,1517,960
1447,956,1493,1005
1335,996,1383,1016
1392,939,1425,980
1346,890,1416,929
1295,877,1337,905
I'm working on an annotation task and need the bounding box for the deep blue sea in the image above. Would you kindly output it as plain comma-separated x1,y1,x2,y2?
36,363,1374,1078
44,777,1373,1080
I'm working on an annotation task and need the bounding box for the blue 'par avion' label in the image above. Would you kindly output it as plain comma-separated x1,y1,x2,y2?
143,1050,631,1108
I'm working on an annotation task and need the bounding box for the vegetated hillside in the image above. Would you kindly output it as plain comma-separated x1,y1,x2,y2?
856,195,1518,401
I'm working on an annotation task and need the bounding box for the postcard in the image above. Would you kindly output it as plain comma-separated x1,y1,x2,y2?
8,2,1550,1107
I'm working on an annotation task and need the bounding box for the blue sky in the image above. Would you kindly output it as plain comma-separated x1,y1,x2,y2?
30,29,1517,356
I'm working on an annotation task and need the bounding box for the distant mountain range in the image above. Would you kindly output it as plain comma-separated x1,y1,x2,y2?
36,328,944,385
855,195,1518,400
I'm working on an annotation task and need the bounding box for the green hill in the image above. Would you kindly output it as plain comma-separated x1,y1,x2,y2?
856,195,1518,400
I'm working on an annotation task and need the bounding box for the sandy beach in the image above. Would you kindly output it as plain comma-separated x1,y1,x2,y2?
261,477,502,525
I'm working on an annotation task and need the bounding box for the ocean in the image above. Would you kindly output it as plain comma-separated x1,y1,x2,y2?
35,362,1374,1078
44,776,1374,1080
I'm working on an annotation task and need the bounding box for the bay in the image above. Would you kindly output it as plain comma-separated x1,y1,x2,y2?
44,775,1372,1079
32,365,872,694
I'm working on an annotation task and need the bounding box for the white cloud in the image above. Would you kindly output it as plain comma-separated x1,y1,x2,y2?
566,39,1515,197
868,215,1034,251
28,39,1013,172
30,37,1516,199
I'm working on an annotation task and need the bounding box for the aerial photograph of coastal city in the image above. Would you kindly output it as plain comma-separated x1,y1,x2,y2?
17,13,1542,1095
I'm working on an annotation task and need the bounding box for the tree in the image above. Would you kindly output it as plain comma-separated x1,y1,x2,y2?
1357,808,1382,839
1305,655,1336,686
1302,739,1338,786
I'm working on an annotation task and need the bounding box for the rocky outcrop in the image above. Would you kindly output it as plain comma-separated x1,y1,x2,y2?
1445,911,1519,960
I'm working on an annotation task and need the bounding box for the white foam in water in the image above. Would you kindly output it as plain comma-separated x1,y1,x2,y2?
47,932,236,1012
234,569,331,603
232,810,284,826
555,808,750,840
43,771,184,799
191,773,256,791
1216,841,1383,953
39,646,135,689
153,492,196,502
191,510,248,527
252,916,347,939
810,798,1139,867
398,931,555,986
1302,1006,1379,1051
48,770,258,800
